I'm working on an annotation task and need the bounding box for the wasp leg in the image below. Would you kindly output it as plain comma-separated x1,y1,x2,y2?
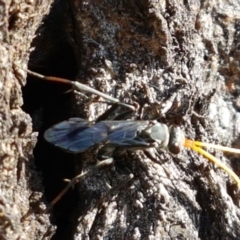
96,103,121,122
78,172,134,224
143,150,162,164
94,155,134,206
113,109,136,120
45,158,114,211
95,102,137,122
96,173,134,206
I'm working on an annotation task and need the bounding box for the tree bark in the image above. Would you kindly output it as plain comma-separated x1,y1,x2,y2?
0,0,56,239
3,0,240,239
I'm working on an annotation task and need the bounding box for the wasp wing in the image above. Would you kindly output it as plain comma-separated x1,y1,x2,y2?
44,118,96,153
103,121,151,147
44,119,152,153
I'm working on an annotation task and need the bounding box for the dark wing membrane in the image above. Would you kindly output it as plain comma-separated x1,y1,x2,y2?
44,119,152,153
65,121,152,152
44,118,95,153
98,121,152,147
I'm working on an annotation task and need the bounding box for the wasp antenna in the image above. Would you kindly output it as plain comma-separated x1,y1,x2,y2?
184,139,240,188
191,140,240,154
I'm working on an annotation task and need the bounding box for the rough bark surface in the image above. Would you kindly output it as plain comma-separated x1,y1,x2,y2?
2,0,240,239
0,0,56,239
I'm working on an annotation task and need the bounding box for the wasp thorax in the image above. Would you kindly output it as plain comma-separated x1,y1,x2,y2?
168,126,185,154
149,122,169,148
